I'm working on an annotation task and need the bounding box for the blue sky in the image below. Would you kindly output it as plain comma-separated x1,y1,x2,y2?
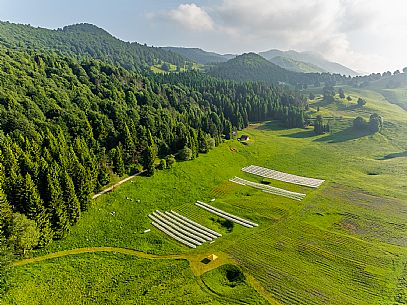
1,0,406,72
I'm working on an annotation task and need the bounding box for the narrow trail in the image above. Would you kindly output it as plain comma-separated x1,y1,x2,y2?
92,171,146,199
13,246,184,267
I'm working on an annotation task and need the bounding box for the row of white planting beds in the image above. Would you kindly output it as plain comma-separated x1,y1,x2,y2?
195,201,258,228
242,165,324,188
148,210,221,248
229,176,306,201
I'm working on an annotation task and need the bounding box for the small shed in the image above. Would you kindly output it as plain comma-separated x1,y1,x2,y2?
207,254,218,261
239,135,250,141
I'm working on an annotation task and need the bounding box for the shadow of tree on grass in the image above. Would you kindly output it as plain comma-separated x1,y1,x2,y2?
313,128,372,143
282,130,316,139
377,150,407,160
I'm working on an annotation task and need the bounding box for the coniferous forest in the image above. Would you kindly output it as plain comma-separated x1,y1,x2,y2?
0,44,306,251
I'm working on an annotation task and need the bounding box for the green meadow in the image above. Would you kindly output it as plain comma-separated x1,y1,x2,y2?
5,88,407,304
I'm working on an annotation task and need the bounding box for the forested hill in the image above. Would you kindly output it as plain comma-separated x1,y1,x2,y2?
209,53,294,83
0,46,306,250
162,47,235,65
0,21,187,71
208,53,349,86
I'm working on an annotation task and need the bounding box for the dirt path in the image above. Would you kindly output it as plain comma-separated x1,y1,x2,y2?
92,171,145,199
13,246,183,267
13,247,233,277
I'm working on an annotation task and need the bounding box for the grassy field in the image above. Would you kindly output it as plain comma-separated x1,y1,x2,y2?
4,88,407,304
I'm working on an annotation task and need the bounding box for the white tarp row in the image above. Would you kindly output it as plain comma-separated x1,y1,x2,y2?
149,210,222,247
169,210,222,237
196,201,259,227
151,212,206,244
149,213,203,246
151,222,196,248
242,165,324,188
229,177,306,201
195,201,258,228
153,210,210,243
164,211,217,240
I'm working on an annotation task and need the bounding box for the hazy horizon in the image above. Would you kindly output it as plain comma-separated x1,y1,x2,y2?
1,0,406,73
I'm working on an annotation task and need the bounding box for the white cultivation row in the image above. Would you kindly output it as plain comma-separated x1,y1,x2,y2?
229,176,306,201
151,222,196,248
148,210,221,248
195,201,258,228
153,210,212,243
149,214,202,246
242,165,324,188
169,211,222,238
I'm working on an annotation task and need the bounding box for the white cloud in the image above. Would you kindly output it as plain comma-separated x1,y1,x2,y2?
148,0,407,72
159,3,214,32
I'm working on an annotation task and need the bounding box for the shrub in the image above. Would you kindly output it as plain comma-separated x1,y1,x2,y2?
178,147,193,161
165,154,176,168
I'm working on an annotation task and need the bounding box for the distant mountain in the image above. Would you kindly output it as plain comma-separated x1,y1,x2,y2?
162,47,235,65
0,21,188,71
208,52,304,84
259,49,358,76
268,56,326,73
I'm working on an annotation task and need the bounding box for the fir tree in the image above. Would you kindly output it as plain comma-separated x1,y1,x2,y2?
22,173,53,247
45,164,69,239
60,171,81,226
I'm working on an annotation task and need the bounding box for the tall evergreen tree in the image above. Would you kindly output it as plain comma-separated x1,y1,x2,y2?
45,164,69,239
143,130,157,176
0,163,13,237
22,173,53,247
60,171,81,226
198,129,209,153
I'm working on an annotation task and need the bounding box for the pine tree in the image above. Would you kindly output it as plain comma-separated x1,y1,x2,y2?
198,129,209,153
22,173,53,247
143,130,157,176
45,164,69,239
71,154,92,211
113,145,125,176
0,163,13,237
61,171,81,226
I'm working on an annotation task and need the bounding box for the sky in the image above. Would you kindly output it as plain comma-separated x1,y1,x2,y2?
1,0,406,73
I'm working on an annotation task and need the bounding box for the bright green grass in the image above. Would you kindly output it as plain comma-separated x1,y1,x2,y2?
150,63,178,74
3,252,222,305
5,88,407,304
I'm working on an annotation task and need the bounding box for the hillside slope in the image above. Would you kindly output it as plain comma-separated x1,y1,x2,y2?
269,55,326,73
0,21,187,71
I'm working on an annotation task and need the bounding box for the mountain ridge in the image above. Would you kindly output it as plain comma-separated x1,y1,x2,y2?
259,49,359,76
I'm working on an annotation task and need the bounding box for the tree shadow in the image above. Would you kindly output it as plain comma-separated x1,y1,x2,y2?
254,121,286,131
377,150,407,160
313,128,372,143
283,129,316,139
